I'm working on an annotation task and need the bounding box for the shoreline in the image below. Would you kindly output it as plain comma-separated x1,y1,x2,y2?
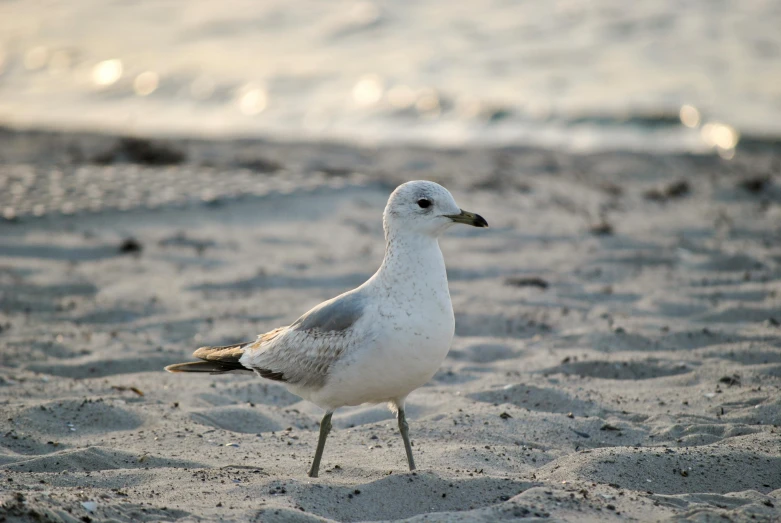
1,125,780,223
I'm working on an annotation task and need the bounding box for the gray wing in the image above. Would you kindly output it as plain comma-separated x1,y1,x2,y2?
290,288,365,333
242,289,368,389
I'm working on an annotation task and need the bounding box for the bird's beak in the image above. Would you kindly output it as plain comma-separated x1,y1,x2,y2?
444,209,489,228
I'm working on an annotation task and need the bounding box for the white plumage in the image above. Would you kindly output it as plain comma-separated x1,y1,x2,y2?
166,180,488,477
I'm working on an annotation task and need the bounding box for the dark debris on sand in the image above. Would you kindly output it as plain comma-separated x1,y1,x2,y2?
643,180,690,202
505,277,550,289
92,137,185,166
119,238,143,254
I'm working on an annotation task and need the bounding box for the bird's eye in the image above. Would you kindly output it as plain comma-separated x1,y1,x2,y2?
417,199,432,209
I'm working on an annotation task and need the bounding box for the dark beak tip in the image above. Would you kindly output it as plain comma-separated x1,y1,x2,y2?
447,210,489,228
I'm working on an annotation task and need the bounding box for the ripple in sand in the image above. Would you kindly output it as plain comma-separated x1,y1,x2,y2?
26,353,179,379
1,446,201,473
544,359,693,380
469,383,607,417
284,473,534,522
449,341,517,363
17,399,143,437
190,406,283,434
540,440,781,495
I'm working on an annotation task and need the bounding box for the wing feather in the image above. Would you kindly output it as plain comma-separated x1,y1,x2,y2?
241,290,367,389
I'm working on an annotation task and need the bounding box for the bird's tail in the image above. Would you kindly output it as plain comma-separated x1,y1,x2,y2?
165,342,253,374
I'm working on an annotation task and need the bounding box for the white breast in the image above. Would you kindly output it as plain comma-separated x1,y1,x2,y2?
310,236,455,410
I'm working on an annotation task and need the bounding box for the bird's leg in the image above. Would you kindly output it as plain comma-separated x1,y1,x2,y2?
308,411,333,478
397,407,416,471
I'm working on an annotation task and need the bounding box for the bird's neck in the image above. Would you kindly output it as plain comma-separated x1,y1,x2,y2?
373,232,448,294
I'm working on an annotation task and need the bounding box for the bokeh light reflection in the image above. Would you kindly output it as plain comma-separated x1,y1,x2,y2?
92,59,123,87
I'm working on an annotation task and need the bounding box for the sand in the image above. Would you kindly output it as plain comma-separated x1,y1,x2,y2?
1,130,780,522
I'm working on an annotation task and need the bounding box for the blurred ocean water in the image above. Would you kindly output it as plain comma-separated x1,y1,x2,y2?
0,0,779,153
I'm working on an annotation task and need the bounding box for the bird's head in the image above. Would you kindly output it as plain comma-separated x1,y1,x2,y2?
383,180,488,239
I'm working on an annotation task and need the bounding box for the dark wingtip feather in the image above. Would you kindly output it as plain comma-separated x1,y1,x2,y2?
257,368,287,382
165,361,250,374
166,361,215,373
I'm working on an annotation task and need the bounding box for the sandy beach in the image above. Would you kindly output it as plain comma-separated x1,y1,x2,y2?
0,130,779,521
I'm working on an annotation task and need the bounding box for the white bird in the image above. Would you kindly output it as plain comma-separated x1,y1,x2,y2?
165,180,488,477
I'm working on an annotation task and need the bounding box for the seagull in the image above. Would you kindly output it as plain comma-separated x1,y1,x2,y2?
165,180,488,477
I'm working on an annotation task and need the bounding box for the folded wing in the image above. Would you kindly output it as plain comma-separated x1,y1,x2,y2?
241,289,367,389
165,288,367,387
